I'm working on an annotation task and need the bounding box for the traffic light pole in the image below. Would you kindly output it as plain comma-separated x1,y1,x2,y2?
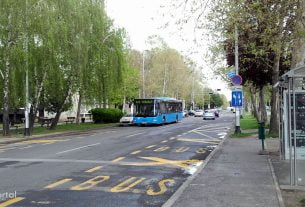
234,25,241,134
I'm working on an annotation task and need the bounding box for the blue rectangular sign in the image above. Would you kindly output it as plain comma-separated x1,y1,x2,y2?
232,91,243,107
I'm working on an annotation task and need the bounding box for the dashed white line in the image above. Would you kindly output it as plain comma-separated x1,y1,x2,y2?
56,143,101,155
126,132,144,138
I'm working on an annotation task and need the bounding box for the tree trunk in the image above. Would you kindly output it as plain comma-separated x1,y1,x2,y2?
249,86,259,122
269,48,280,134
259,86,267,123
2,14,13,136
76,92,82,124
3,58,10,136
50,86,73,130
291,0,305,68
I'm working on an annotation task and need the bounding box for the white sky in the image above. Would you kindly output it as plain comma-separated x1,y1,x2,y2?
106,0,231,99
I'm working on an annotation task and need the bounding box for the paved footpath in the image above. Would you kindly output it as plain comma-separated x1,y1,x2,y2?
165,137,281,207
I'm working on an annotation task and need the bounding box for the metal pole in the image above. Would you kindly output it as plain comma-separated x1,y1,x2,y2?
288,78,293,185
24,0,30,136
292,78,297,186
234,25,241,134
142,51,145,98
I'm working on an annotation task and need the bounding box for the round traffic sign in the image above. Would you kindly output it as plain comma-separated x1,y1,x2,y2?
231,75,242,85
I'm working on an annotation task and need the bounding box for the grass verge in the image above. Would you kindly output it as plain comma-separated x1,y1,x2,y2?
32,123,118,135
240,114,258,130
230,132,256,138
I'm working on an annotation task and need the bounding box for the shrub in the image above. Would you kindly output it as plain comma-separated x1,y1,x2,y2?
90,108,123,123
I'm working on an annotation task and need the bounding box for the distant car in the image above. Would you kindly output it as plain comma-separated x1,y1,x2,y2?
183,110,189,117
119,114,134,126
188,110,195,116
214,111,219,117
203,112,215,120
194,110,204,117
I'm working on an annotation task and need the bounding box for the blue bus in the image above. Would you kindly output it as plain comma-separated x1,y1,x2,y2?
133,97,183,125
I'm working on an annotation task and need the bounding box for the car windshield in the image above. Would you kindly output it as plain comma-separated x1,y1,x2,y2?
124,114,133,117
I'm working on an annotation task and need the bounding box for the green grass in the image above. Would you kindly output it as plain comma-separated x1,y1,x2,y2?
300,198,305,206
240,114,258,130
32,122,118,135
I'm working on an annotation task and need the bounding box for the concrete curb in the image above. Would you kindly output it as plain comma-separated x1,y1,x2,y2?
0,125,118,145
161,125,232,207
268,158,285,207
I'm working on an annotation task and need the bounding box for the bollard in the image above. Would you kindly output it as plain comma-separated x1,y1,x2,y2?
258,122,265,151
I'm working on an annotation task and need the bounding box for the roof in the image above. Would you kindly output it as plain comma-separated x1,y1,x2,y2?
282,65,305,78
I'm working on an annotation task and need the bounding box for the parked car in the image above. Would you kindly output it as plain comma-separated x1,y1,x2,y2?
194,110,204,117
119,114,134,126
188,110,195,116
214,111,219,117
203,112,215,120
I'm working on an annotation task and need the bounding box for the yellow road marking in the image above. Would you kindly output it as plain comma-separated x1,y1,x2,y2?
175,147,190,153
85,166,102,173
112,157,125,162
0,197,25,207
127,157,202,168
196,148,207,154
22,139,63,144
177,138,220,144
110,177,145,193
71,176,109,191
145,145,156,149
147,179,175,196
153,146,170,152
44,178,72,189
130,150,141,155
161,140,168,143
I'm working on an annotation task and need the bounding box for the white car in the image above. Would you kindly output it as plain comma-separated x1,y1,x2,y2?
203,112,215,120
119,114,134,126
194,110,204,117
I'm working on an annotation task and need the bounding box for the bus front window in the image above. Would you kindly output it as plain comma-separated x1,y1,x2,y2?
135,104,155,117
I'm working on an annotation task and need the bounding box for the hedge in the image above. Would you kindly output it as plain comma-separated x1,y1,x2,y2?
90,108,123,123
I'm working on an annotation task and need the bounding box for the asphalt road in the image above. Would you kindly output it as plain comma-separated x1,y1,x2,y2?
0,111,234,207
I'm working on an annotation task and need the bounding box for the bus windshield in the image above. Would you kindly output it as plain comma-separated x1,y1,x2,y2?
135,103,155,117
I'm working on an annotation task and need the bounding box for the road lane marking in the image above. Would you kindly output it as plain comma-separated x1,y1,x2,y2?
177,138,220,144
191,131,214,139
127,157,202,168
19,146,33,149
44,178,72,189
110,177,145,193
130,150,141,155
71,176,109,191
145,145,156,149
56,143,101,155
112,157,125,162
126,132,144,138
85,166,102,173
169,137,176,140
0,197,25,207
147,179,175,196
175,147,190,153
196,148,207,154
161,140,168,143
22,139,63,144
154,146,170,152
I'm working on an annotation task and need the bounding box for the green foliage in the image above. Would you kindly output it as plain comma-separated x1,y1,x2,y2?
90,108,123,123
241,115,258,130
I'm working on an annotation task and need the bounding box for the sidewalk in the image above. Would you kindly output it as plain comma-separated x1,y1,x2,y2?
165,137,281,207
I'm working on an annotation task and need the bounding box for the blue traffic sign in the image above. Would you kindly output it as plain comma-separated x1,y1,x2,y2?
232,91,243,107
231,75,243,85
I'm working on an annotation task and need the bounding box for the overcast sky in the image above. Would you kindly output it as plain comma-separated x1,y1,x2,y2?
105,0,231,99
